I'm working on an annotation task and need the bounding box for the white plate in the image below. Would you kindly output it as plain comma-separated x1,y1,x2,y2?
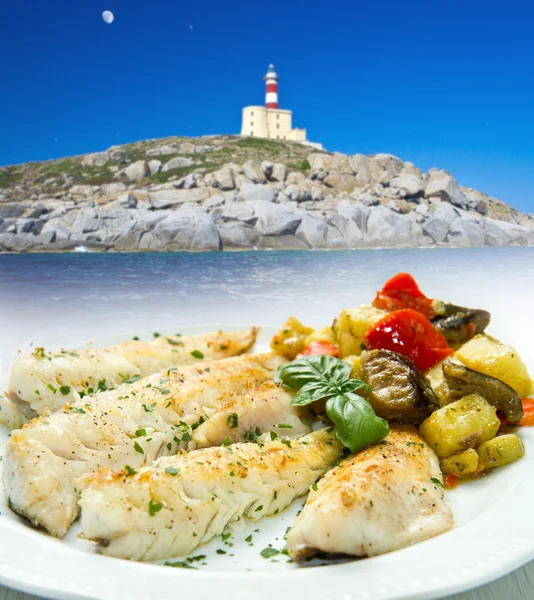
1,325,534,600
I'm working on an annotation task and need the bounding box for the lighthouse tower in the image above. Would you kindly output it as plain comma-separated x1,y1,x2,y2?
263,64,279,109
240,64,321,147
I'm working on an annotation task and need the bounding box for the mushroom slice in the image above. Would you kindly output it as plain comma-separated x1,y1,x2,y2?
432,304,490,346
442,359,523,423
360,350,439,423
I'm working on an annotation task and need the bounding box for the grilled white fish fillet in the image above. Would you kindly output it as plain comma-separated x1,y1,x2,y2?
287,425,454,560
78,428,344,561
3,353,283,538
190,381,311,449
1,327,259,428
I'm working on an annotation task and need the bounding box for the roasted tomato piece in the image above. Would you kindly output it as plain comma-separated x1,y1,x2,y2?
372,273,434,318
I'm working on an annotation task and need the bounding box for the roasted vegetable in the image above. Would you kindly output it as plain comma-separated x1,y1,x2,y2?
443,360,523,423
344,355,362,379
304,326,336,347
296,340,339,359
432,304,491,346
364,309,454,371
270,316,313,360
333,305,387,357
440,449,480,478
424,361,450,408
477,434,525,469
360,349,438,423
372,272,435,318
419,394,500,458
519,399,534,426
455,334,532,398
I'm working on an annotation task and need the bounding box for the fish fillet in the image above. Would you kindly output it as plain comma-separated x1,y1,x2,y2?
1,327,259,428
78,428,344,561
287,425,454,560
3,352,283,538
190,381,311,449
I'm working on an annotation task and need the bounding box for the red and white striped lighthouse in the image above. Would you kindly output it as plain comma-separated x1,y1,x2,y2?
263,64,279,109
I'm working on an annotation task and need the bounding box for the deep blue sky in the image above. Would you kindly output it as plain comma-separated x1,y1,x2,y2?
1,0,532,213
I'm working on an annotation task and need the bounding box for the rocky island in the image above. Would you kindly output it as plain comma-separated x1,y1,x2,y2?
0,135,532,252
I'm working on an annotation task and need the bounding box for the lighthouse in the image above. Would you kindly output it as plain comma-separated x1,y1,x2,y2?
263,64,279,109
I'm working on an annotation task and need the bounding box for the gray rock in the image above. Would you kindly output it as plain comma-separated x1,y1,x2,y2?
215,202,256,224
149,188,209,210
148,160,162,175
271,163,288,182
113,230,143,252
242,160,265,183
0,218,17,233
174,173,198,189
0,204,28,219
425,170,459,204
218,222,262,249
124,160,149,181
101,182,127,196
237,182,276,203
0,232,44,252
388,173,424,197
295,213,345,249
108,148,127,162
17,218,43,235
365,206,412,246
250,201,302,236
34,231,57,245
348,154,373,183
284,184,311,203
213,167,235,191
331,201,369,245
261,161,274,180
146,144,180,157
448,217,485,247
371,154,404,183
141,209,221,251
422,201,460,243
306,153,331,171
118,193,137,209
203,195,225,210
310,186,323,202
81,152,109,167
162,157,193,172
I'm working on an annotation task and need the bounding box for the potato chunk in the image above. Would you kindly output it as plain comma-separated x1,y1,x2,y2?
333,305,387,358
419,394,500,458
303,326,336,347
477,434,525,470
270,317,313,360
343,355,362,379
455,334,532,397
440,449,480,478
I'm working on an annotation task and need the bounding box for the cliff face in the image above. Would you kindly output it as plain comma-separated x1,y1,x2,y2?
0,135,532,252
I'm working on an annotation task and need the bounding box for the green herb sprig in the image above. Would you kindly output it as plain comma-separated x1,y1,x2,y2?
274,355,389,453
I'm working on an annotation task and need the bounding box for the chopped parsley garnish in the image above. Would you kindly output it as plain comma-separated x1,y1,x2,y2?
135,429,147,437
270,431,278,441
153,332,161,338
164,561,196,569
124,374,141,384
226,413,239,429
34,347,46,359
245,535,253,543
221,437,232,446
165,467,180,476
142,403,156,412
59,386,71,396
148,500,162,516
406,442,424,448
154,386,171,395
134,441,144,454
221,532,232,542
124,465,137,476
132,336,140,341
280,440,292,448
181,431,192,442
166,442,172,451
216,549,226,555
254,505,263,512
311,483,318,492
276,424,293,429
69,406,86,414
219,344,228,351
260,547,279,559
97,379,108,392
47,384,57,394
431,477,444,488
191,350,204,359
167,339,184,346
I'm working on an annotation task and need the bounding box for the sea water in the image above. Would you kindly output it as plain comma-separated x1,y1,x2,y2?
0,247,533,378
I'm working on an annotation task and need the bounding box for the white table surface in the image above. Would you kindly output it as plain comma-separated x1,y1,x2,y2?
1,563,533,600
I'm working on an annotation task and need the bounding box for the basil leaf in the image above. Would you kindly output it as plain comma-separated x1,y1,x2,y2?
326,393,389,453
290,380,337,406
275,355,352,389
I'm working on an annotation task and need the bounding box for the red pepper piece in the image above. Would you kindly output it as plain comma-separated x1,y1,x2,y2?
518,399,534,426
364,308,453,371
372,272,435,318
444,473,458,489
296,340,339,360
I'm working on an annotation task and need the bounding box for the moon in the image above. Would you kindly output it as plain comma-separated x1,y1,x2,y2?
102,10,114,24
